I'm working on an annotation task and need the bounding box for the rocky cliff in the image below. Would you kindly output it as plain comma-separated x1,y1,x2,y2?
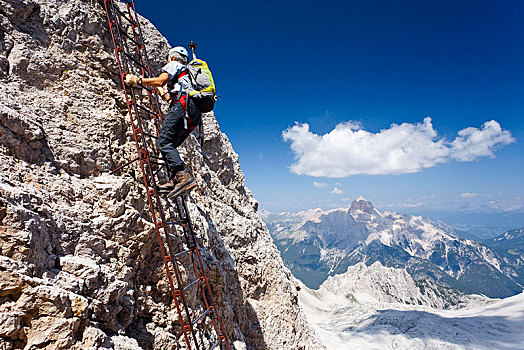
0,0,323,349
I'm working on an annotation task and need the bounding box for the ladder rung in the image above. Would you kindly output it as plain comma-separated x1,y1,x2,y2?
153,168,163,178
183,277,202,292
141,131,158,140
164,220,185,226
192,307,212,327
123,51,148,70
136,103,157,116
114,6,138,27
117,25,142,48
172,247,192,259
210,339,221,350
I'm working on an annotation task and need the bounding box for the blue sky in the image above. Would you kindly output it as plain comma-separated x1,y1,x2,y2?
134,0,524,213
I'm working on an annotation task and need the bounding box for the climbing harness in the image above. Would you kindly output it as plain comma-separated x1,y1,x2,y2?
103,1,229,349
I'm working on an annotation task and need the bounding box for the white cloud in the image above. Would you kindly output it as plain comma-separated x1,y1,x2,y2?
331,187,343,195
382,202,426,208
402,202,425,208
460,192,479,198
313,181,328,188
282,118,514,178
344,120,364,130
450,121,514,161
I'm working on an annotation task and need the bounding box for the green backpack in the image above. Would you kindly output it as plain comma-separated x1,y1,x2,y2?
186,59,216,113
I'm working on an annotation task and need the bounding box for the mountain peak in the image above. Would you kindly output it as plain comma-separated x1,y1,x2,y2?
349,196,377,215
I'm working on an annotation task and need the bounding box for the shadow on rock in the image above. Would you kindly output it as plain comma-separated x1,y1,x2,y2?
192,203,269,350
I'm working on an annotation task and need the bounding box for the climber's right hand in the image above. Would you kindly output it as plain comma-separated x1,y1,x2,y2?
124,73,140,86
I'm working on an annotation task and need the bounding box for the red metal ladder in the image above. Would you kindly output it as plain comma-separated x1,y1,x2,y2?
102,1,229,349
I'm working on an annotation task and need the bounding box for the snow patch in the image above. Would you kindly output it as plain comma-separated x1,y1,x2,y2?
299,275,524,350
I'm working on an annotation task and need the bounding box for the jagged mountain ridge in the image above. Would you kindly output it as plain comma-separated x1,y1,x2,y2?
0,0,323,349
264,197,524,298
315,261,471,309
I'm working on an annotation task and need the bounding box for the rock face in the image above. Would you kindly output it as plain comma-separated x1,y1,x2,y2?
0,0,323,349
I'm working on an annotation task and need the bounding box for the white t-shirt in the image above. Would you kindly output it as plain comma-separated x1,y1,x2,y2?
161,60,191,95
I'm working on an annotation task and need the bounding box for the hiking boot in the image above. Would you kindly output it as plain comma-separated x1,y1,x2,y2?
157,178,176,193
167,170,197,199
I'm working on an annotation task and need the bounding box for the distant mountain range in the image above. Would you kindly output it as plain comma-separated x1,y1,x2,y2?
262,197,524,299
485,228,524,255
403,211,524,240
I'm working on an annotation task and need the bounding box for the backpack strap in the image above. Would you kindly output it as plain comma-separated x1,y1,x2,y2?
176,69,190,129
175,69,188,101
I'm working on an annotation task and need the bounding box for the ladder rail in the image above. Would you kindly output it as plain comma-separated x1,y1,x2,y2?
104,1,196,348
104,1,230,348
105,1,151,164
117,0,167,179
123,0,164,136
175,197,229,347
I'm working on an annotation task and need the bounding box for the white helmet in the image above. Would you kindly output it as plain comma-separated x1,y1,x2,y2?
168,46,189,62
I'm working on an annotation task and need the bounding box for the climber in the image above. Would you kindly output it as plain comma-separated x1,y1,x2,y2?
125,46,199,198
